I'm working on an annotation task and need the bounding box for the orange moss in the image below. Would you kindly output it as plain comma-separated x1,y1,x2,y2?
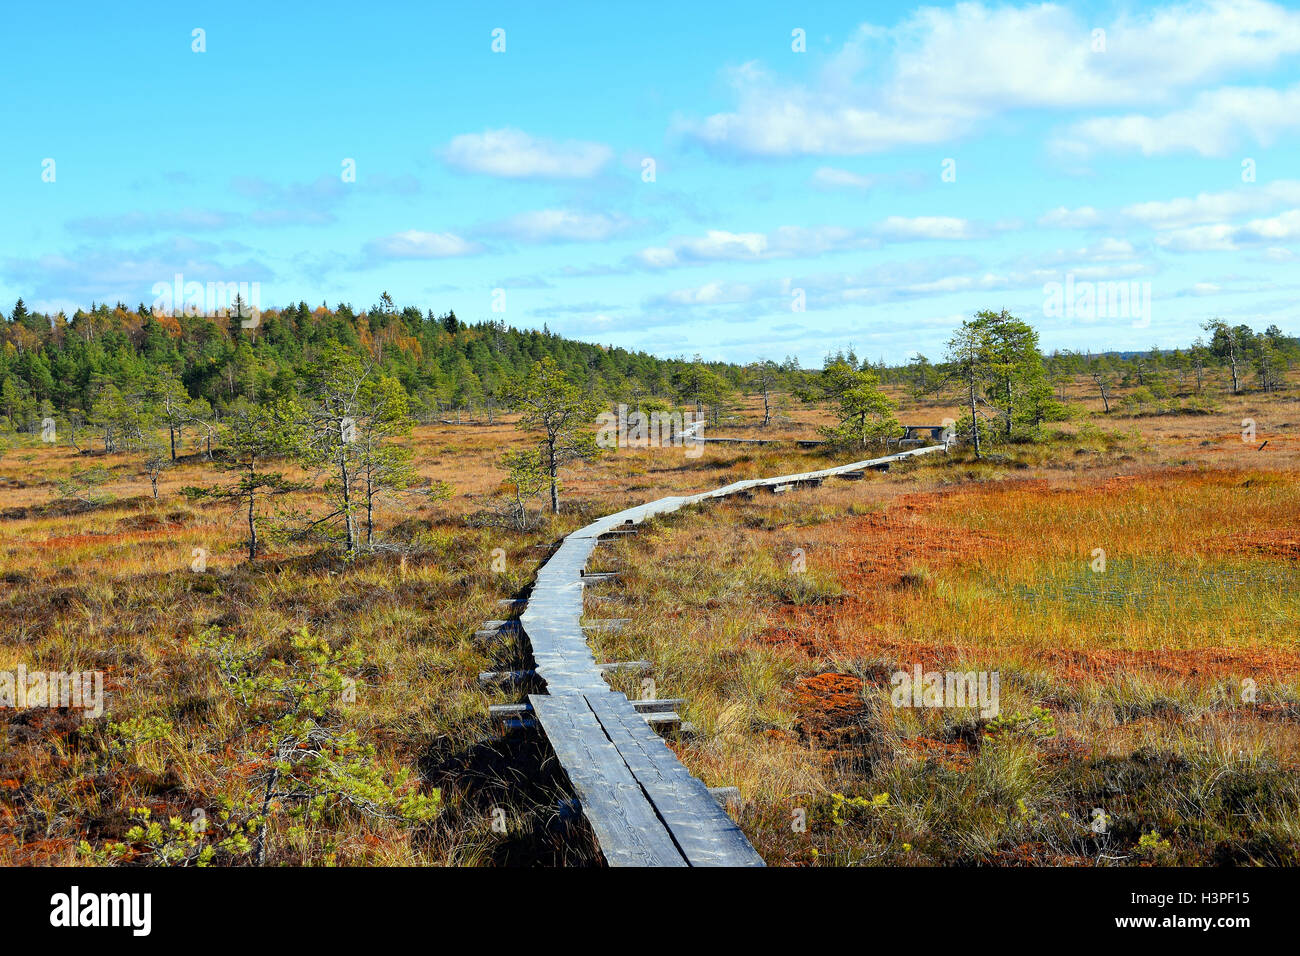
36,528,181,549
896,736,973,771
756,470,1300,682
791,672,867,742
1217,528,1300,561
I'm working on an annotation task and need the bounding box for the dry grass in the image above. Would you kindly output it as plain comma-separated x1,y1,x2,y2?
586,378,1300,866
2,371,1298,866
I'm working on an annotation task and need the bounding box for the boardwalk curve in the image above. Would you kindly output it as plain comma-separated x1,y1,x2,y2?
517,442,949,866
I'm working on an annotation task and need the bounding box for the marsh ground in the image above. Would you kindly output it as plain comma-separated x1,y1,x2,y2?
1,372,1296,865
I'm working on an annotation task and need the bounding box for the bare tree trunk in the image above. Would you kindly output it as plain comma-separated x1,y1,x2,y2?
247,495,257,559
253,765,280,866
1093,374,1110,413
548,441,559,514
365,472,374,547
339,453,356,552
1005,378,1013,441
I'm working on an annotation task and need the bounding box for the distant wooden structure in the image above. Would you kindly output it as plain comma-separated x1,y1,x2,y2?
899,425,951,448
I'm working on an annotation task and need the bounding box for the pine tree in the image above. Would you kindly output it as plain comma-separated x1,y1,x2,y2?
508,357,602,514
185,399,307,560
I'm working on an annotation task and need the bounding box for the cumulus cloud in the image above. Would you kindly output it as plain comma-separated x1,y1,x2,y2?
684,60,966,155
1121,181,1300,228
810,166,878,190
1038,206,1103,229
1154,209,1300,251
633,225,875,269
476,209,638,243
363,230,483,260
1153,208,1300,251
1057,84,1300,157
645,280,764,308
874,216,980,241
635,251,1158,320
683,1,1300,156
442,128,612,178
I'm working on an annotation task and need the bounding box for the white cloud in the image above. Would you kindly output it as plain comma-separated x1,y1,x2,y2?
810,166,877,190
638,230,768,268
1059,84,1300,157
1155,209,1300,251
684,1,1300,156
1155,224,1242,252
634,253,1159,319
647,281,763,308
364,230,482,260
1242,208,1300,241
1122,180,1300,228
634,226,874,269
893,0,1300,110
685,62,967,155
479,209,635,242
875,216,978,241
1038,206,1102,229
1075,238,1138,261
443,128,612,179
1007,238,1140,265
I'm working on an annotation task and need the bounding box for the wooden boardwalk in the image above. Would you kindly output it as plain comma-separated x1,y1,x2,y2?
517,443,948,866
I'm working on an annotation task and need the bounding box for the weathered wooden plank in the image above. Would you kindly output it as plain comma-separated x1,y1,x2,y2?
586,693,765,867
709,786,742,810
641,711,682,730
630,698,686,713
488,702,532,717
478,669,535,686
472,618,524,645
530,694,686,867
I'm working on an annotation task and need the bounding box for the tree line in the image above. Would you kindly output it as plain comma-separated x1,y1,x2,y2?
3,295,1296,505
0,295,825,437
892,319,1298,411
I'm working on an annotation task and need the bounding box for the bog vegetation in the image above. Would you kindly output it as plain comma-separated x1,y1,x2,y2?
1,293,1297,866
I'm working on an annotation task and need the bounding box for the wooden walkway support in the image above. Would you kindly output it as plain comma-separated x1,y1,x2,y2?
517,443,948,866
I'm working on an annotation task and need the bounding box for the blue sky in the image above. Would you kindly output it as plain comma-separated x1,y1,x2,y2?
3,0,1298,363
